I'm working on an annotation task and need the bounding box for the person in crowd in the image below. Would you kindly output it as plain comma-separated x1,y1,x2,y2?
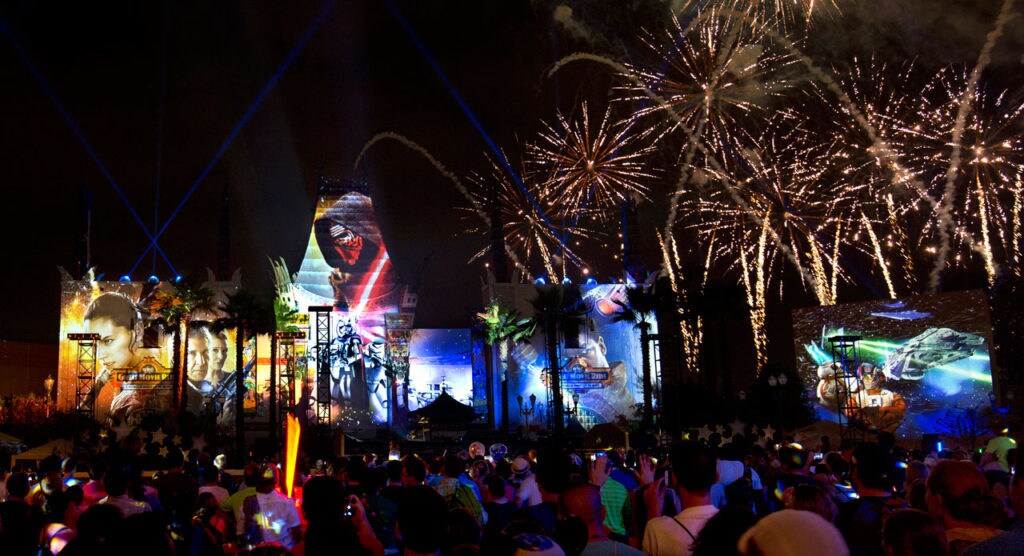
191,491,228,556
882,509,948,556
902,460,931,512
769,444,822,512
198,465,230,506
926,460,1006,553
642,441,720,555
446,507,484,555
513,455,543,508
397,485,448,556
0,471,43,554
99,467,152,517
786,483,839,524
960,453,1023,555
58,504,123,555
237,464,302,550
840,442,909,556
484,474,518,537
598,450,635,543
562,483,645,555
222,462,260,538
401,455,428,487
299,475,382,556
82,457,108,507
692,505,758,556
738,508,849,556
435,455,486,526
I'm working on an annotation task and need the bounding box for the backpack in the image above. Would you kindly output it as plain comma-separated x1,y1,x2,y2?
444,483,487,526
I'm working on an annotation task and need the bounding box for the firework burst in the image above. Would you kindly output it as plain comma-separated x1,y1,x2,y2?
907,67,1024,284
619,7,797,154
528,102,656,223
462,152,592,282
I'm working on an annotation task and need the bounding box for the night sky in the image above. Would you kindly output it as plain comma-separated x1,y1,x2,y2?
2,1,1021,351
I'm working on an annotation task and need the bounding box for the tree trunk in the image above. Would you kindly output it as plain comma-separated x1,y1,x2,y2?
640,324,652,426
546,315,564,438
235,324,245,464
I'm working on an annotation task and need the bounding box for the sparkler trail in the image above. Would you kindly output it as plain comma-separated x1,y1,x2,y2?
860,211,897,300
930,0,1017,292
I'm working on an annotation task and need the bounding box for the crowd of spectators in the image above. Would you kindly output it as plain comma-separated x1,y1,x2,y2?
0,429,1019,556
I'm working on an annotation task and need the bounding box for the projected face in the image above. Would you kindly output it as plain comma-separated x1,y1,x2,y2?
330,224,363,267
87,317,138,371
188,334,210,381
581,336,609,368
208,333,227,374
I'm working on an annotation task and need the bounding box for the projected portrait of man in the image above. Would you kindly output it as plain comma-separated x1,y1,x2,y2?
314,191,399,311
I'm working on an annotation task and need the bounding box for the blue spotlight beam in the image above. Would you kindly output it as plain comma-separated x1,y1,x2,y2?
0,19,180,276
128,0,340,276
383,0,584,270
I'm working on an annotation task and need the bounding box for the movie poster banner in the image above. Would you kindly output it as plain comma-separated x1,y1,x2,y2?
58,280,238,425
58,281,169,423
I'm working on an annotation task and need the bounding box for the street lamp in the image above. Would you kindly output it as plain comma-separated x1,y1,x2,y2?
43,374,55,417
517,393,537,439
564,391,580,420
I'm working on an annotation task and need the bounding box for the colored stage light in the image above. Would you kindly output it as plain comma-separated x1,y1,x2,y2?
119,275,131,282
534,277,547,285
562,277,572,285
147,275,159,284
586,277,598,285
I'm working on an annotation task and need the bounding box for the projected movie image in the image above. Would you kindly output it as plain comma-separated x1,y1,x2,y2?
792,290,995,438
59,282,172,423
407,329,473,412
58,280,239,425
507,284,648,431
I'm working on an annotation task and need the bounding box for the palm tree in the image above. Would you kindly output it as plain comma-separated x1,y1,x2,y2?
610,285,660,426
150,278,217,414
529,285,586,438
219,288,275,462
476,300,536,431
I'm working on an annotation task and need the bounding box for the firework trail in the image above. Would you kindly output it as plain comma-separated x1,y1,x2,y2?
354,132,529,276
930,0,1017,292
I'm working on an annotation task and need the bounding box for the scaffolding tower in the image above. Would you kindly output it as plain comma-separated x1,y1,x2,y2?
827,335,867,446
275,331,306,436
68,333,99,419
310,306,333,427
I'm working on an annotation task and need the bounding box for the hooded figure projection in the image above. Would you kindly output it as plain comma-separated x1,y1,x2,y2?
314,192,400,312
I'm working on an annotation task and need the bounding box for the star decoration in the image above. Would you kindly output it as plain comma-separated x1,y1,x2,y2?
158,446,169,457
762,425,776,441
192,435,208,453
171,435,182,447
750,425,760,437
697,425,713,442
729,419,746,437
151,429,167,445
112,421,135,441
716,425,727,436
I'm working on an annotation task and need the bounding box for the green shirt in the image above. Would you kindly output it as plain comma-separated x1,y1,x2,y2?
600,477,631,536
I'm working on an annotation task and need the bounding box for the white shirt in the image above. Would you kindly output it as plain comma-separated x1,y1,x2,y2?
642,504,718,556
235,491,302,549
99,494,152,517
514,473,543,507
198,484,230,506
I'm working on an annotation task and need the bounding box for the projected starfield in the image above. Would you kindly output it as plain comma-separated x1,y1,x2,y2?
792,290,995,437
